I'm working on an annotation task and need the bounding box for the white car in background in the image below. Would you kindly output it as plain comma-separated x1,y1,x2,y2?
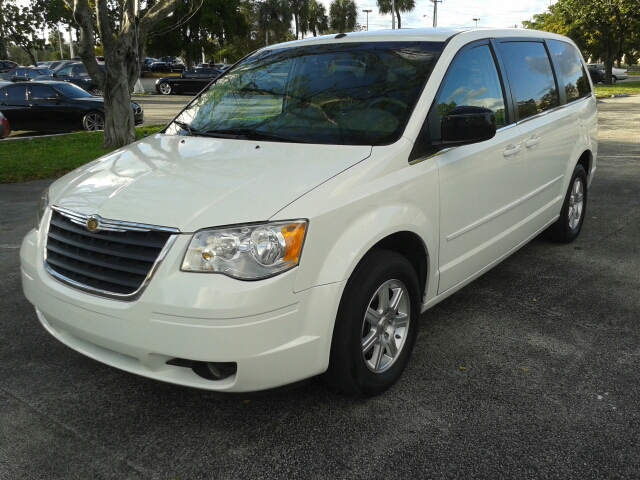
587,63,628,82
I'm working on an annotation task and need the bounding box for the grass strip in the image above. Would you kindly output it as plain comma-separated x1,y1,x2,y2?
0,126,164,184
594,81,640,98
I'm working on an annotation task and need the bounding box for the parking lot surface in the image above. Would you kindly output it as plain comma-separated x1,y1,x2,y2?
1,97,639,479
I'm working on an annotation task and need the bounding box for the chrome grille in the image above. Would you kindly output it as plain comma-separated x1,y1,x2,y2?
45,208,179,299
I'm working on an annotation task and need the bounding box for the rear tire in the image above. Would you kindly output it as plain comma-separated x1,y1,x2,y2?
82,111,105,132
323,250,420,397
547,164,587,243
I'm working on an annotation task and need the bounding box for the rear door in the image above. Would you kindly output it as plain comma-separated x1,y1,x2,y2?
495,39,577,232
432,41,524,294
0,84,30,130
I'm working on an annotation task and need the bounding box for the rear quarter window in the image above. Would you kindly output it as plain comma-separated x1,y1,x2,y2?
499,41,558,121
546,39,591,103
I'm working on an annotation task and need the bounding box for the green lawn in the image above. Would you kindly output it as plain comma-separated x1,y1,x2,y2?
593,80,640,98
0,126,163,183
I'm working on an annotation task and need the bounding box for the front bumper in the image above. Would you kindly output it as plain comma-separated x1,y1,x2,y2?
20,216,343,392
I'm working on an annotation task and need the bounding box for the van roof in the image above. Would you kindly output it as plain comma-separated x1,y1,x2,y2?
263,27,570,50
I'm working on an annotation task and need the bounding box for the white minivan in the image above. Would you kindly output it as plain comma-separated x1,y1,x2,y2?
21,28,597,396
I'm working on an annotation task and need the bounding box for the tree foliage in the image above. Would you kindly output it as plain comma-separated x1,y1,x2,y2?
376,0,415,30
307,0,329,37
523,0,640,82
329,0,358,33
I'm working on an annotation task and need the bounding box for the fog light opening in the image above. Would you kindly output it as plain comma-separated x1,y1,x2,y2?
191,361,237,381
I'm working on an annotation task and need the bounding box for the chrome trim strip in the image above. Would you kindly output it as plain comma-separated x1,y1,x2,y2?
446,174,564,242
52,206,181,234
44,235,179,302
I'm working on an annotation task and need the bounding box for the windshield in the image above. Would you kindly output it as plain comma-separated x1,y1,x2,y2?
165,42,443,145
53,82,94,98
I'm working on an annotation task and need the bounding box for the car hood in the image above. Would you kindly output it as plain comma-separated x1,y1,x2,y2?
50,134,372,232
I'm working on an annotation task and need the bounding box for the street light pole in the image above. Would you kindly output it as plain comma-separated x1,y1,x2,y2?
362,9,371,31
430,0,442,28
473,17,480,27
391,0,395,29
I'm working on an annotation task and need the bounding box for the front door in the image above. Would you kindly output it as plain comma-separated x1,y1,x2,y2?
434,42,524,294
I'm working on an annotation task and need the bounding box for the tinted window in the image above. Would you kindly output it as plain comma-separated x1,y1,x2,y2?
546,40,591,102
15,68,26,76
53,82,94,98
7,85,28,101
31,85,57,100
72,65,87,76
435,44,506,127
500,41,558,121
57,66,73,76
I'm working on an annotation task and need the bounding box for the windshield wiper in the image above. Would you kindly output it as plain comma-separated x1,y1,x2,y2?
203,128,310,143
172,121,240,138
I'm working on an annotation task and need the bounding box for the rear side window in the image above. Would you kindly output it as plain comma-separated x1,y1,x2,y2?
546,39,591,102
7,85,28,101
499,41,558,121
31,85,57,100
435,44,507,128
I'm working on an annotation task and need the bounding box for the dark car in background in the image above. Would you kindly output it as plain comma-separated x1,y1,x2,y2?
0,81,143,132
0,111,10,138
587,66,605,84
41,62,103,96
155,67,223,95
140,57,156,77
150,57,186,73
0,60,19,73
48,60,75,71
5,67,54,82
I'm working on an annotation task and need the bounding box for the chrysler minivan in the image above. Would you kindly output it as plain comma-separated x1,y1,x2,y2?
21,28,597,396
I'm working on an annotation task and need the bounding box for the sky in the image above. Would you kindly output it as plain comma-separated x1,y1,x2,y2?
318,0,554,30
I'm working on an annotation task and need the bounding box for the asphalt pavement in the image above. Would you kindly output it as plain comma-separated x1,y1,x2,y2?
0,97,639,479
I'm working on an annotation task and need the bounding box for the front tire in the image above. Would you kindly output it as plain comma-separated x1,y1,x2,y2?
88,86,102,97
82,111,105,132
324,250,420,397
158,82,172,95
547,164,587,243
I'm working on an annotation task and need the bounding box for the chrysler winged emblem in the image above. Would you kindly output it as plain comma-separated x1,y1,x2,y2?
86,216,100,233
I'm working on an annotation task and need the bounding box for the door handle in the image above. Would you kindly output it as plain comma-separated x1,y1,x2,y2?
525,136,540,148
503,144,521,157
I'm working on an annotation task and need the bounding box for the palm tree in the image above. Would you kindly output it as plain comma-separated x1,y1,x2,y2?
376,0,415,29
259,0,293,44
308,0,329,37
289,0,309,39
329,0,358,33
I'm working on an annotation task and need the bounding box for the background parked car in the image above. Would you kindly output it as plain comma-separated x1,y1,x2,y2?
155,67,223,95
0,60,19,73
40,62,104,96
140,57,156,77
587,67,605,84
48,60,75,71
150,57,186,73
0,111,10,138
5,67,54,82
587,63,629,82
0,81,143,132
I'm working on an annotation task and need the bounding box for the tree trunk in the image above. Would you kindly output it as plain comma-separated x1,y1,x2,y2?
19,45,38,66
102,53,137,148
396,10,401,29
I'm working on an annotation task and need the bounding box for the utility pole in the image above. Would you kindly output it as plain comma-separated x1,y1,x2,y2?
57,26,64,59
430,0,442,28
68,25,74,58
362,9,371,31
392,0,395,29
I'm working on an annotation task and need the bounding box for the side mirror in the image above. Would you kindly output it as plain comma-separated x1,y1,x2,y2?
441,106,496,145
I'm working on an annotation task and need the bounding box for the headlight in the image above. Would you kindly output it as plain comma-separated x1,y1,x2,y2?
36,188,49,230
181,220,307,280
